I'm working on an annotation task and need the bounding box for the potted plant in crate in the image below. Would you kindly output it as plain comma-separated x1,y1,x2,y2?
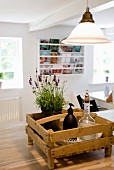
29,69,66,130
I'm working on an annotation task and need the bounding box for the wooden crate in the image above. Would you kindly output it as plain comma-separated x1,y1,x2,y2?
26,111,114,169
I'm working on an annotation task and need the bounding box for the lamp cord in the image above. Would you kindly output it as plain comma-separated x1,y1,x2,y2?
87,0,88,7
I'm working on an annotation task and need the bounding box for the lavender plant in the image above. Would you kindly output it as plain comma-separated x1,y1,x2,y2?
29,69,66,116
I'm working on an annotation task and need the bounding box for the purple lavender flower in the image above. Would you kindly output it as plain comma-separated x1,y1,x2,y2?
55,81,58,86
34,81,38,88
29,76,32,86
35,68,38,80
45,77,47,83
49,69,51,75
38,75,42,82
29,76,32,81
36,68,38,74
53,75,56,82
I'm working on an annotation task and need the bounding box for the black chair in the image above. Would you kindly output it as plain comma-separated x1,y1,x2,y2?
77,95,99,112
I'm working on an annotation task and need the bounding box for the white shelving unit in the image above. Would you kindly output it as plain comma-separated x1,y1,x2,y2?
38,39,85,75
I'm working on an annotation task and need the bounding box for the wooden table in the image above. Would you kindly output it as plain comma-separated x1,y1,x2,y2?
90,91,114,109
0,116,114,170
97,109,114,121
97,109,114,130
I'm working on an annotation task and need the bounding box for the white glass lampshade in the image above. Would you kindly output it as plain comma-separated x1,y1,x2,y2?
62,22,110,45
62,4,111,45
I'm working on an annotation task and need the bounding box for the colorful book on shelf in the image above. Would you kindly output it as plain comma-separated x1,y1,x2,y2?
52,69,62,74
63,64,71,68
49,39,60,44
63,69,72,74
40,57,44,64
71,53,82,57
50,46,59,52
40,45,50,50
61,53,71,64
40,39,49,43
74,69,83,74
40,57,50,64
40,50,51,56
72,46,81,52
50,57,60,64
44,57,50,64
40,39,49,50
48,39,60,52
61,57,70,64
70,57,78,63
51,52,60,56
60,45,81,52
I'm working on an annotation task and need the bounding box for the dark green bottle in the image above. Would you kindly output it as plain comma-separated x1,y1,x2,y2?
63,103,78,130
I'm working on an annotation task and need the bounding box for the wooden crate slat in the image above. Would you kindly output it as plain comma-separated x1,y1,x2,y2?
112,136,114,144
49,124,111,143
51,137,113,158
112,122,114,131
26,114,49,143
26,112,44,121
36,114,66,124
26,126,48,156
36,111,84,124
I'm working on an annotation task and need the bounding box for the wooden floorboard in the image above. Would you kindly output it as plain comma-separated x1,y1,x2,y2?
0,121,114,170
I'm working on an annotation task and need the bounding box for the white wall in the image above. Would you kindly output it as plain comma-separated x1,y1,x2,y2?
0,23,38,120
0,23,113,120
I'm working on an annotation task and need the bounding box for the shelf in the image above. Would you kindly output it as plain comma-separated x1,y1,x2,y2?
56,73,84,76
40,67,84,70
60,51,83,54
40,73,84,76
40,43,80,46
40,63,84,66
40,55,84,58
38,39,85,76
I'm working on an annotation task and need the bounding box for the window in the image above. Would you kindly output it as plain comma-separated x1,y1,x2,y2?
0,37,23,89
93,42,114,84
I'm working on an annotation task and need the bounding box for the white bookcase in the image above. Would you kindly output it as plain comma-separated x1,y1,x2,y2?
37,39,85,75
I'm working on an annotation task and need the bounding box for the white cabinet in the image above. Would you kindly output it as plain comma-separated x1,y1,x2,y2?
38,39,85,75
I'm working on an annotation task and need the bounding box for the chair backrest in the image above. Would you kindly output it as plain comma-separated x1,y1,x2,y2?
112,87,114,103
63,92,81,110
77,94,99,112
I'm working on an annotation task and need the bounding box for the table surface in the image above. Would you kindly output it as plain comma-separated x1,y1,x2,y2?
89,91,110,102
97,109,114,122
0,110,114,170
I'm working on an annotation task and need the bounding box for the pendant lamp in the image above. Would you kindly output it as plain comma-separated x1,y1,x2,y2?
62,0,110,45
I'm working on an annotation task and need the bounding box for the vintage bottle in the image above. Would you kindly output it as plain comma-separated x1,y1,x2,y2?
78,90,96,141
104,75,110,96
63,103,78,130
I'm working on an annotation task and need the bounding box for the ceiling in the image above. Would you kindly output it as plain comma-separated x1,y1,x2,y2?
0,0,114,31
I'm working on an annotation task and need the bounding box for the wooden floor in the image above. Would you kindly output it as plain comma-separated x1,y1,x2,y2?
0,121,114,170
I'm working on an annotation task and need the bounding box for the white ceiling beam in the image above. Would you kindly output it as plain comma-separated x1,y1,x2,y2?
106,27,114,34
29,0,113,31
91,0,114,13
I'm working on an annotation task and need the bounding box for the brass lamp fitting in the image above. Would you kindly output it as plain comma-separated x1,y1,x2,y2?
80,7,94,23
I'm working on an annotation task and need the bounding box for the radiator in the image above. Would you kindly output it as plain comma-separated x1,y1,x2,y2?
0,97,22,124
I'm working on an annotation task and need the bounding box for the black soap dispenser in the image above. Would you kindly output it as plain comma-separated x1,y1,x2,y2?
63,103,78,130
